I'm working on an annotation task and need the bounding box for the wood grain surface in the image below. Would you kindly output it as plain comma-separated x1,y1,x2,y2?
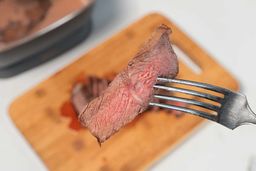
9,13,239,171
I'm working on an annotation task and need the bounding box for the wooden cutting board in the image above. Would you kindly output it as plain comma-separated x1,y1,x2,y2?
9,13,239,171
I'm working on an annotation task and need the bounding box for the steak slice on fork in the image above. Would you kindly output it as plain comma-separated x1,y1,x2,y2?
79,25,179,143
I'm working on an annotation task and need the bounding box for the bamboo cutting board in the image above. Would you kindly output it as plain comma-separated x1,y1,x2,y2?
9,13,239,171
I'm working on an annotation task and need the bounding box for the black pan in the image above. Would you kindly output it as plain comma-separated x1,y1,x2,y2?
0,0,95,78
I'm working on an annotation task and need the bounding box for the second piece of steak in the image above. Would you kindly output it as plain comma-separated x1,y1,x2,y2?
79,25,179,143
72,76,111,114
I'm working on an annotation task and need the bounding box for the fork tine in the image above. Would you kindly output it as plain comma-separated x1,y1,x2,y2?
149,102,217,121
153,94,220,112
153,84,223,102
157,77,231,94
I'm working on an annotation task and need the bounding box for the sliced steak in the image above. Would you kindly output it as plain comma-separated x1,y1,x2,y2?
79,25,179,143
62,74,184,131
71,76,111,114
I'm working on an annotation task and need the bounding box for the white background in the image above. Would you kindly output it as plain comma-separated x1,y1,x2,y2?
1,0,256,170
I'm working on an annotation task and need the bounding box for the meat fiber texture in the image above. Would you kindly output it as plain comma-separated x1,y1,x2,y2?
79,24,179,143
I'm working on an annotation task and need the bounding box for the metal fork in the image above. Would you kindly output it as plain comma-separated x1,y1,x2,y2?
149,77,256,129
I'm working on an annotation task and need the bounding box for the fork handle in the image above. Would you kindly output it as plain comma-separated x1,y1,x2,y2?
240,104,256,125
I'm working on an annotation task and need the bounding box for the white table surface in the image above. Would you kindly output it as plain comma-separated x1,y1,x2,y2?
1,0,256,170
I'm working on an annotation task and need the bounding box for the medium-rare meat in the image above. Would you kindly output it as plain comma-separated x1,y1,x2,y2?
61,74,184,131
79,25,179,143
70,74,178,115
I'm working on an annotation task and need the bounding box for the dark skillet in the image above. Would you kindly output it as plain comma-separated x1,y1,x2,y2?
0,0,95,78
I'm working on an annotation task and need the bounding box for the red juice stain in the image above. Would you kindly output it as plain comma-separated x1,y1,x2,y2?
60,100,83,131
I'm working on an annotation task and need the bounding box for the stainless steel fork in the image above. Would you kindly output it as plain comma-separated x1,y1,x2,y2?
149,77,256,129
